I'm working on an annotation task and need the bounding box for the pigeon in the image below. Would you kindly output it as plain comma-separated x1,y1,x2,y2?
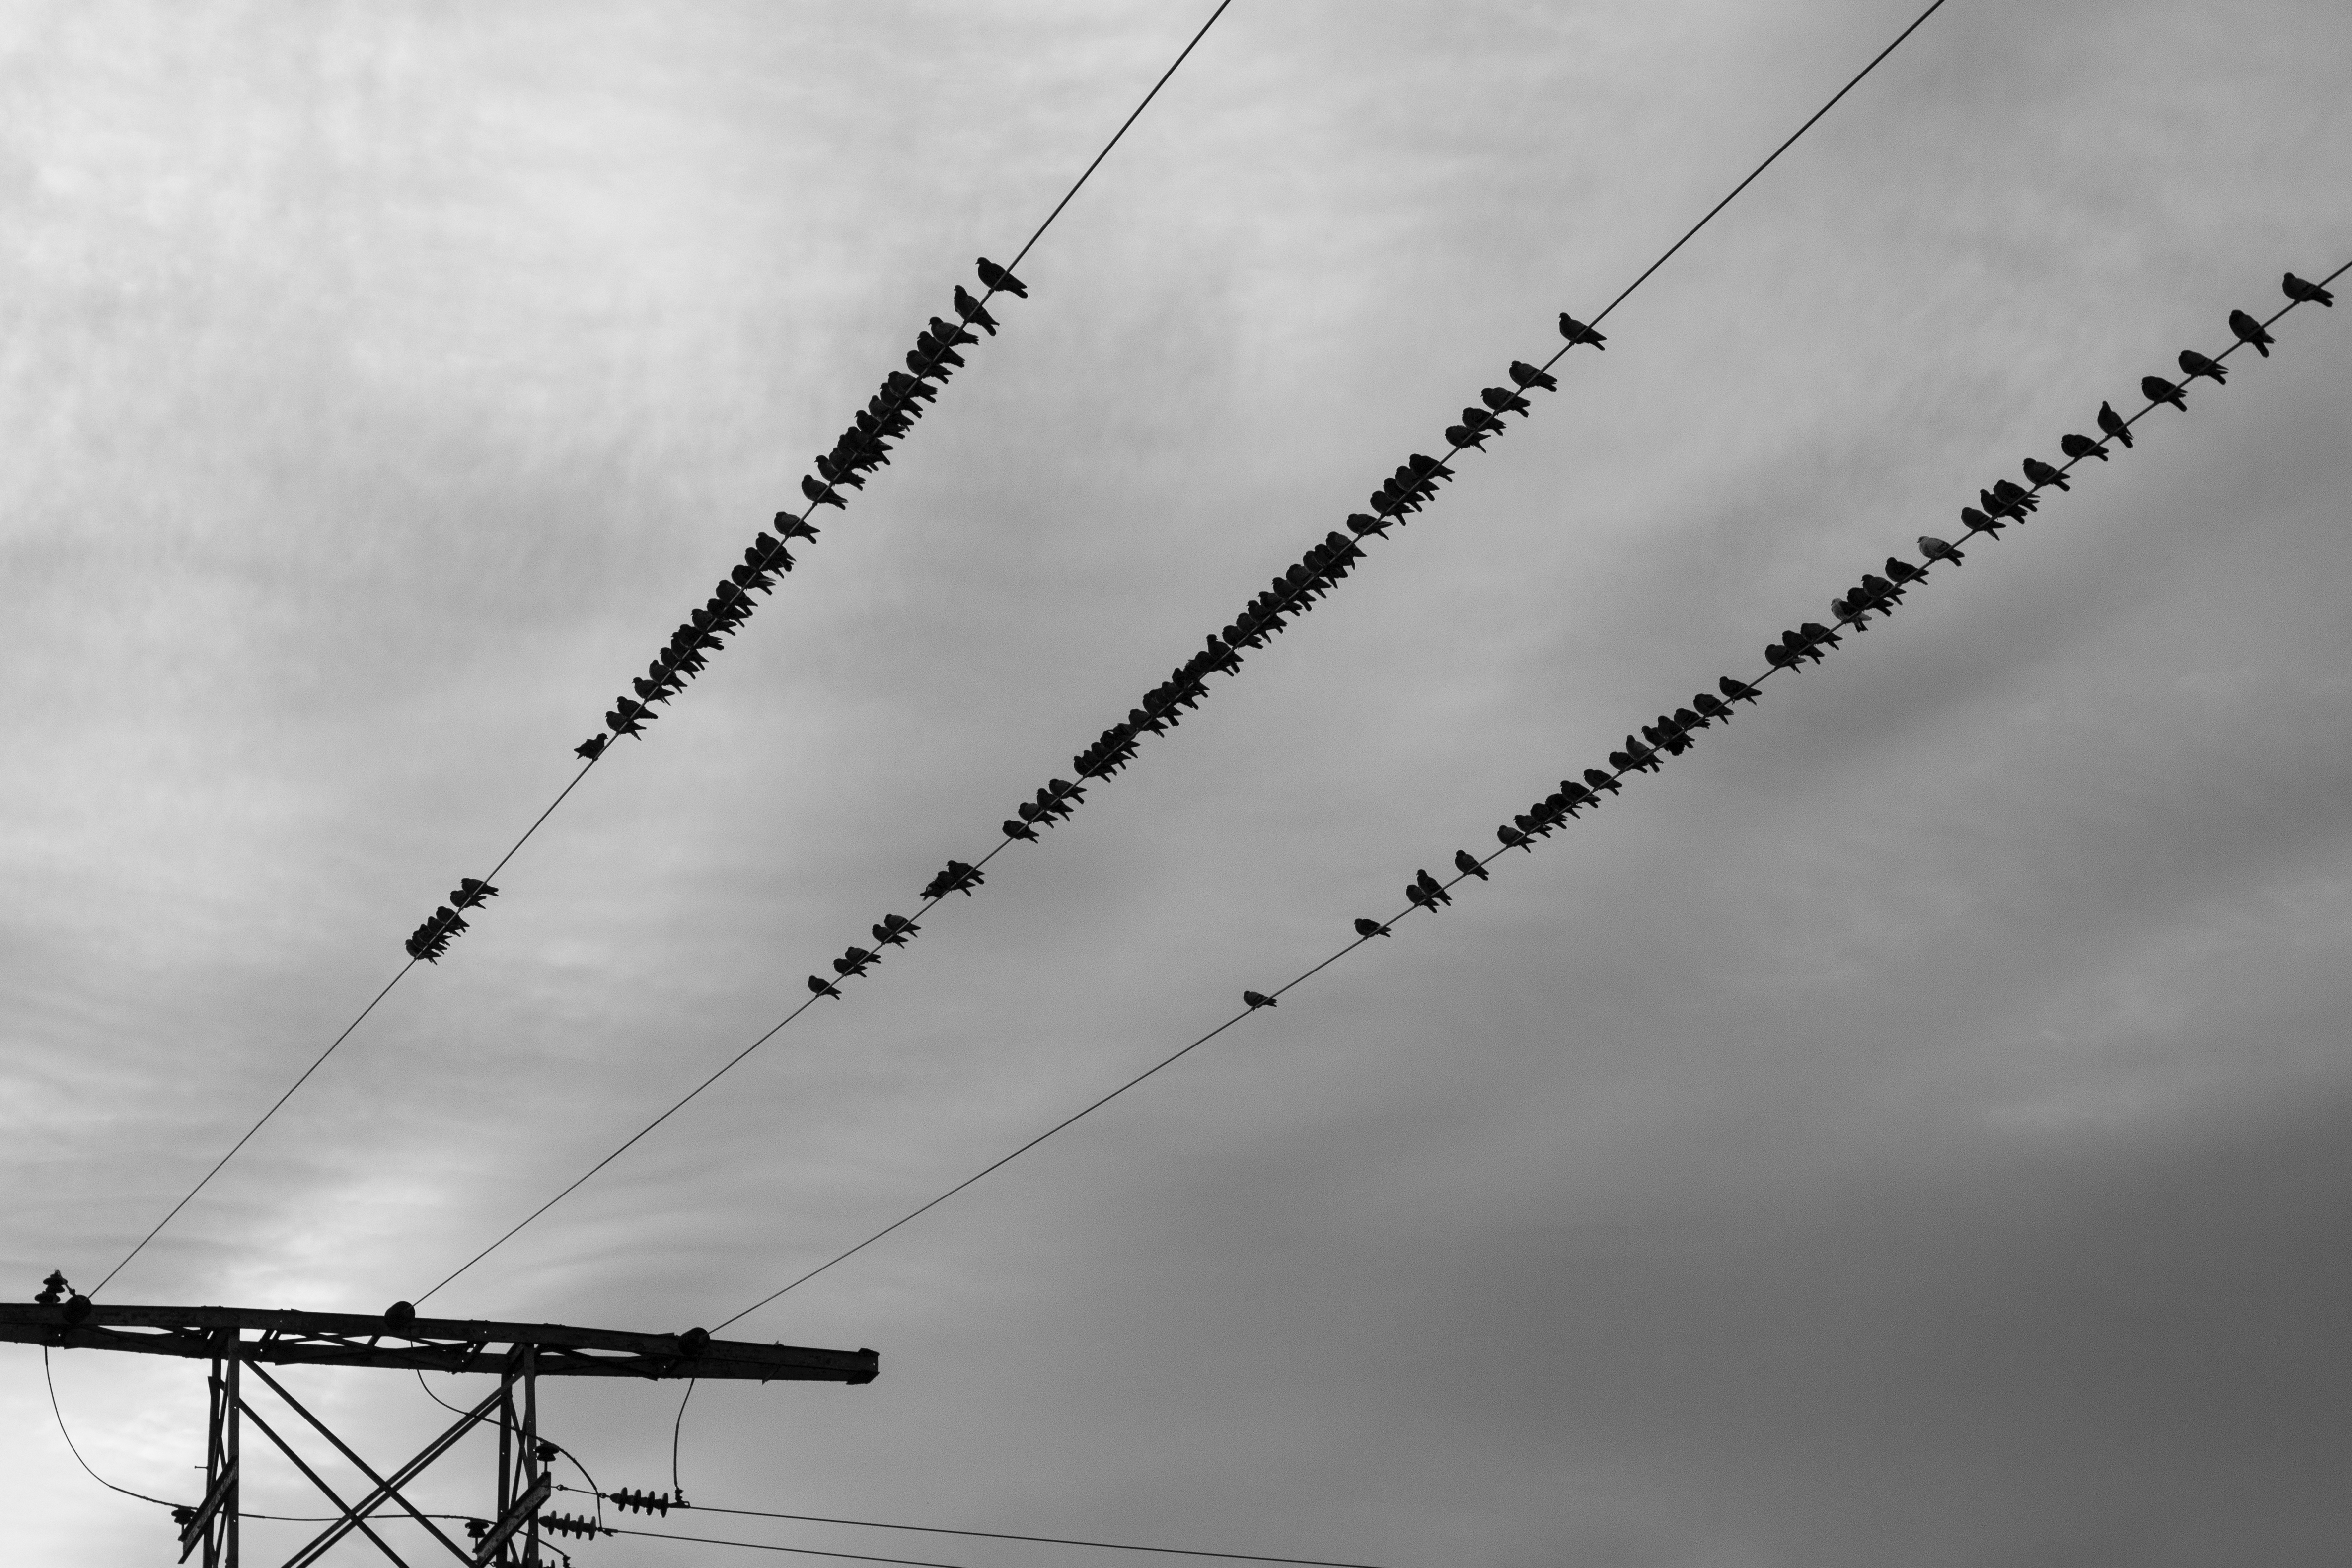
914,333,967,370
1990,479,2039,514
1498,824,1534,851
813,454,866,491
1961,506,2005,539
874,915,920,947
1765,641,1799,671
976,257,1029,298
450,878,498,908
2282,272,2334,307
2227,309,2274,357
1695,692,1733,723
575,735,608,761
2022,457,2070,492
1444,424,1490,451
1621,734,1662,771
1414,869,1453,907
2142,375,2188,411
1884,557,1924,585
833,948,875,978
774,511,821,541
1003,819,1040,842
2096,401,2135,448
1800,621,1843,652
1509,360,1559,392
1243,990,1276,1009
2060,432,2109,463
1918,535,1965,564
1558,314,1607,350
929,316,981,350
1720,676,1762,706
802,475,848,509
953,285,1000,335
1346,512,1393,539
2177,349,2227,385
1355,918,1394,938
1481,386,1533,419
1454,849,1490,881
808,975,843,1000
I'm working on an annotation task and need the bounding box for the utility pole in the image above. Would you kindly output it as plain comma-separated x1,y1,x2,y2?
3,1298,877,1566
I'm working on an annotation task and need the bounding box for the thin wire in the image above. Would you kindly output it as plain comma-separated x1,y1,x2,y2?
555,1488,1402,1568
1585,0,1953,332
414,0,1947,1311
602,1526,980,1567
712,270,2346,1329
1005,0,1235,276
672,1378,698,1500
42,1346,180,1510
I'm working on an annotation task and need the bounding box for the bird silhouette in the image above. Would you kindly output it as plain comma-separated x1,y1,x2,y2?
1414,869,1453,906
1961,506,2005,539
1480,386,1533,419
574,735,608,761
1720,676,1762,706
952,285,999,335
976,257,1029,298
1454,849,1490,881
874,915,919,947
1558,314,1607,349
1695,692,1733,723
1990,479,2039,514
1918,535,1965,564
2097,401,2135,448
1582,768,1622,795
1003,819,1040,842
450,878,498,908
833,948,875,979
1346,512,1393,539
1497,824,1533,851
2060,432,2109,463
1355,918,1394,938
2141,375,2188,411
2177,349,2226,385
2022,457,2070,492
1509,361,1559,392
1243,990,1276,1009
808,975,843,1000
1444,424,1490,451
2282,272,2334,307
801,475,847,509
2226,309,2274,356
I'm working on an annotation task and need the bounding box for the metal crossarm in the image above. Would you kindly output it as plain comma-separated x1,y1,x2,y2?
0,1301,878,1382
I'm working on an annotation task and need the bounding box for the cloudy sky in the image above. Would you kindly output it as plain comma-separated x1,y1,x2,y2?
4,0,2350,1562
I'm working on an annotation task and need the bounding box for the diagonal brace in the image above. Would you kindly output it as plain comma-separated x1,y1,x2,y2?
235,1397,412,1568
277,1380,505,1568
245,1361,476,1563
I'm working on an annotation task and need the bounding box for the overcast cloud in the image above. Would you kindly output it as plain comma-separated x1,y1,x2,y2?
3,1,2350,1563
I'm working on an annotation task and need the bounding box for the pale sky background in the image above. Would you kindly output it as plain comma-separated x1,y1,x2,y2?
4,1,2351,1563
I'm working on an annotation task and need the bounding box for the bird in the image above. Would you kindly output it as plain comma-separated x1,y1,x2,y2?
832,948,875,979
1346,512,1393,538
2060,432,2109,463
874,915,919,947
2282,272,2334,307
575,735,608,760
2021,457,2070,491
2141,375,2188,411
977,257,1029,298
1582,768,1623,795
1497,824,1533,850
1414,869,1453,906
1480,386,1533,418
1509,360,1559,391
952,285,999,335
928,315,981,349
1990,479,2039,514
1695,692,1733,723
2227,309,2274,356
1444,424,1489,451
1765,642,1798,671
1454,849,1490,881
2177,349,2226,385
1960,506,2005,539
1003,819,1039,842
1242,990,1277,1009
1355,918,1393,938
1720,676,1761,706
801,474,848,509
450,878,498,908
1558,314,1607,349
808,975,843,1000
774,511,821,540
1918,535,1964,564
1621,734,1662,770
2097,401,2135,448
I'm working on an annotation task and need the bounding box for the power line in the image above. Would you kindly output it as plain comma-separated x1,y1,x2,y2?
707,266,2344,1331
93,0,1238,1304
599,1525,988,1567
43,1346,180,1511
556,1486,1403,1568
413,0,1955,1311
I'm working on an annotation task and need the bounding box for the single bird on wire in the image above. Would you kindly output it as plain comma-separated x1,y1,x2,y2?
2097,400,2135,448
2282,271,2333,307
977,257,1029,298
2227,309,2274,356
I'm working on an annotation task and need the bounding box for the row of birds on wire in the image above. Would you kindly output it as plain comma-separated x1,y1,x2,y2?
1223,273,2333,1008
402,258,1031,963
796,313,1611,1000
